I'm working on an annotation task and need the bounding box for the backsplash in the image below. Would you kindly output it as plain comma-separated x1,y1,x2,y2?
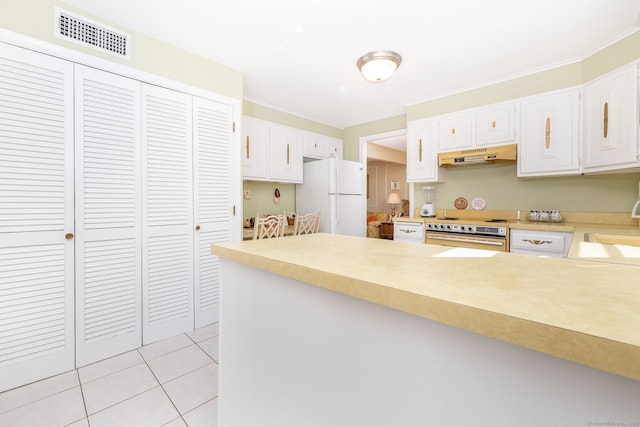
412,163,640,213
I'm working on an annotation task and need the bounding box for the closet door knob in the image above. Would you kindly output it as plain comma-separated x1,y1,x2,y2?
65,233,74,240
195,225,201,231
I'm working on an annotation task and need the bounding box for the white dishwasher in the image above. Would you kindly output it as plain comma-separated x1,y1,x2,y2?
393,221,425,244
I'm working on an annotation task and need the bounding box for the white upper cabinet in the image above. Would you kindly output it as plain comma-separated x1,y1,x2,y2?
326,137,344,159
301,133,344,160
475,101,517,146
518,87,581,177
269,123,303,183
583,62,639,172
302,132,325,159
438,110,472,152
241,116,312,183
241,116,269,180
406,119,444,182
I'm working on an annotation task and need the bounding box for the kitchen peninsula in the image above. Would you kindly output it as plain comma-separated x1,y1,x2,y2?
212,234,640,426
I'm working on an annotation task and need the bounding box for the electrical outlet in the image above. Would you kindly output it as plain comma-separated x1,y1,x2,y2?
243,190,251,199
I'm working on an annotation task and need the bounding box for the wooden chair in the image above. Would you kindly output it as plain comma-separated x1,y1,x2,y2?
293,212,321,235
253,212,286,239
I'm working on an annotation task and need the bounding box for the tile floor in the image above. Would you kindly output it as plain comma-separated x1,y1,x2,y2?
0,323,219,427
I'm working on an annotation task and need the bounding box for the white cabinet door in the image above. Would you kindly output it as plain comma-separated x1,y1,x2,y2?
0,43,75,392
326,137,344,159
583,63,639,172
518,87,581,176
302,132,325,159
141,85,194,344
475,102,516,146
269,123,303,183
74,65,142,367
406,119,443,182
193,97,234,327
438,111,472,152
241,117,268,180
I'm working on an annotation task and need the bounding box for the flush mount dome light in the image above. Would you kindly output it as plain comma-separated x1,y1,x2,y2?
357,50,402,82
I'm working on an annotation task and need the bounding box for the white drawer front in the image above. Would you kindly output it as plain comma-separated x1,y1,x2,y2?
510,230,570,254
394,222,425,243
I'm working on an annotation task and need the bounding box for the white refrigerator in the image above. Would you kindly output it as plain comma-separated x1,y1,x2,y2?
296,158,365,237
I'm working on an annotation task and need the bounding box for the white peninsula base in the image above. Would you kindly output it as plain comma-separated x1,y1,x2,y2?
218,259,640,427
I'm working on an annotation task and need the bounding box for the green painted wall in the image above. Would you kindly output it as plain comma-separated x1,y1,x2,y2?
422,165,640,214
343,115,407,161
0,0,243,99
243,101,342,139
242,181,296,222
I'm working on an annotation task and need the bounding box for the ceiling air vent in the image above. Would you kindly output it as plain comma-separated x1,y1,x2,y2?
55,8,130,60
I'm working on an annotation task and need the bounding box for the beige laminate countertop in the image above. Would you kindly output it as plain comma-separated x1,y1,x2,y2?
212,233,640,382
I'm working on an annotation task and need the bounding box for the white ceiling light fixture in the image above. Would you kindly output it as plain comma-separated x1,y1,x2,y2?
357,50,402,83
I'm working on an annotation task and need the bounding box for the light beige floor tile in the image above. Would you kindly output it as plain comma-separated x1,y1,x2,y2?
163,363,218,414
82,362,159,415
197,337,219,362
0,387,85,427
67,417,90,427
146,345,212,384
78,350,144,384
182,398,218,427
88,386,179,427
139,334,194,361
0,370,78,414
163,416,188,426
187,323,219,343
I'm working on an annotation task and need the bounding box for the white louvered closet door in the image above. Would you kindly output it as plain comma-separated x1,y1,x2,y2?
193,97,233,328
142,84,194,344
74,65,142,367
0,43,75,392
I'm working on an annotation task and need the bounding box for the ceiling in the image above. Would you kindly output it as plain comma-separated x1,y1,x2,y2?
61,0,640,130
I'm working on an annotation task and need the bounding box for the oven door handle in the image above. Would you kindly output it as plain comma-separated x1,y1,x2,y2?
427,235,505,246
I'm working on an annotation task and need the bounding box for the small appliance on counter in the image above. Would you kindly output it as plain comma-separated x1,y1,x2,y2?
420,186,437,217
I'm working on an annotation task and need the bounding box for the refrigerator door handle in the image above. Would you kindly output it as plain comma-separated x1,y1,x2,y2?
632,199,640,219
334,166,340,225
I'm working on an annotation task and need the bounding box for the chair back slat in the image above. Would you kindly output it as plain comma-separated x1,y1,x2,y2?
293,212,321,235
253,212,287,239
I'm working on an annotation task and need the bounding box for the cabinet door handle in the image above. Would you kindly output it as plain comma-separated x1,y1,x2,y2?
286,143,290,165
451,128,456,135
65,233,74,240
522,239,552,245
246,136,250,159
603,102,609,138
419,138,423,163
545,117,551,149
492,120,496,129
195,225,201,231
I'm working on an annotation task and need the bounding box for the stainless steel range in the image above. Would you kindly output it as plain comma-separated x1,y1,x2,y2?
425,218,509,252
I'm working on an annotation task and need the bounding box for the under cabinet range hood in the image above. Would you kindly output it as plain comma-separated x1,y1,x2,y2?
438,144,517,167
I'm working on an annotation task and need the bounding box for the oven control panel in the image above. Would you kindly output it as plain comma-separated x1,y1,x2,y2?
426,222,507,237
